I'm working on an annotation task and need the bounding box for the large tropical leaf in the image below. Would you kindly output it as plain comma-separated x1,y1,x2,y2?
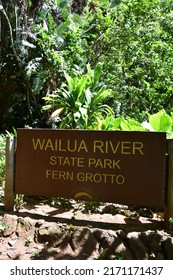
149,110,172,132
120,118,147,131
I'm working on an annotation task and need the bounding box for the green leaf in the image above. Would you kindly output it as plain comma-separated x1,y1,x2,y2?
93,63,103,88
101,116,122,130
64,71,74,90
56,22,69,36
79,107,88,128
76,75,87,101
149,110,172,132
85,88,92,104
120,118,146,131
42,104,53,111
111,116,123,130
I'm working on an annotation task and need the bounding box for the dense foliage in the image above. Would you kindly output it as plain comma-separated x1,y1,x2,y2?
0,0,173,131
42,63,113,129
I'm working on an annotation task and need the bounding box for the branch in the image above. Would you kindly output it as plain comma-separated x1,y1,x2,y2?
0,2,18,61
0,1,38,107
81,24,97,36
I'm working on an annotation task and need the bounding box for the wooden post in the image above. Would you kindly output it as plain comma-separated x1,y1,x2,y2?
4,136,16,211
164,139,173,229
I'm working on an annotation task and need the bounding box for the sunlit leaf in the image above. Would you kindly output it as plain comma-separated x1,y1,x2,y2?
149,110,172,132
49,108,64,119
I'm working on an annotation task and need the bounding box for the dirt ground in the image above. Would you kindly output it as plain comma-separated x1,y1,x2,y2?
0,197,172,260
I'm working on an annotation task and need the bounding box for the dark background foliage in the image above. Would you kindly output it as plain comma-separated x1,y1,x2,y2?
0,0,173,132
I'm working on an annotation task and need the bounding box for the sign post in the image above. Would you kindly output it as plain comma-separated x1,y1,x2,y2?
4,136,16,211
164,140,173,229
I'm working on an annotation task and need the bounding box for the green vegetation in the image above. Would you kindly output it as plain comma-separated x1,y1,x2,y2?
79,200,101,213
43,63,113,129
169,217,173,230
0,0,173,131
15,194,26,210
25,236,33,246
0,220,8,235
51,197,73,209
115,251,125,260
100,109,173,137
1,0,173,207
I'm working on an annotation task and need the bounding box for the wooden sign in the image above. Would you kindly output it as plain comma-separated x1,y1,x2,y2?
14,129,166,208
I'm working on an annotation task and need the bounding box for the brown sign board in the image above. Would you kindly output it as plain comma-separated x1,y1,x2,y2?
15,129,166,208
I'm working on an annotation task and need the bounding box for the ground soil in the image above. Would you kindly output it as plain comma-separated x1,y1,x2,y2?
0,197,172,260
